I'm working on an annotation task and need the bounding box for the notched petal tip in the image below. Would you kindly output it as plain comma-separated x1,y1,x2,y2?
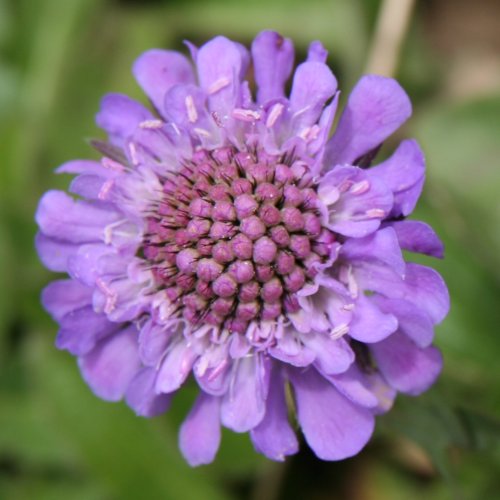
133,49,195,114
368,138,426,217
290,61,338,128
307,40,328,63
36,190,119,244
250,366,299,461
126,368,172,417
290,367,375,460
35,232,76,272
179,392,221,466
41,279,92,322
196,36,249,115
372,332,443,396
390,220,445,259
79,325,141,402
220,355,270,432
95,93,153,144
326,74,412,167
252,30,295,104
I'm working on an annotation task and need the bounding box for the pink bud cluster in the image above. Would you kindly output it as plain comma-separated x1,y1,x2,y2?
143,147,336,334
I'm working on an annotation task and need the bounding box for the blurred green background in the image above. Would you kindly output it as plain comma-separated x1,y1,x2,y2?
1,0,500,498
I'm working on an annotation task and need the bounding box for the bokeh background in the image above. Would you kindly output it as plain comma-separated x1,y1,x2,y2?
1,0,500,498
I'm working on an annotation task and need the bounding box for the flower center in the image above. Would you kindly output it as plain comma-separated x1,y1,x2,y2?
143,147,335,334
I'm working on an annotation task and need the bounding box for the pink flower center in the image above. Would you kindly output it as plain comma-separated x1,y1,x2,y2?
143,147,336,334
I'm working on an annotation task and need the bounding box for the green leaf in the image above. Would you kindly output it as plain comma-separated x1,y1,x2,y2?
380,391,470,478
413,94,500,275
32,335,233,500
459,410,500,457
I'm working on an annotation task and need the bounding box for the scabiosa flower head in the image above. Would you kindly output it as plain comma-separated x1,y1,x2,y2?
36,31,449,465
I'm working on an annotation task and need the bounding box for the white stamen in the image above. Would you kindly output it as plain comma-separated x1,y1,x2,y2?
139,119,164,129
170,122,181,136
104,226,113,245
330,323,349,339
346,266,359,298
306,125,320,142
208,77,230,94
292,105,311,119
218,328,230,344
341,303,355,311
196,355,209,377
232,108,261,122
365,208,385,218
298,127,310,140
207,359,228,381
185,95,198,123
128,142,139,166
193,127,211,138
266,103,284,128
96,278,117,314
180,351,193,374
101,157,125,172
338,180,354,193
98,179,114,200
157,299,178,323
350,180,370,195
298,125,320,142
103,219,128,245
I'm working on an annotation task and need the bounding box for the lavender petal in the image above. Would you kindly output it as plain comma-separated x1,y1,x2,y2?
251,31,294,104
126,367,172,417
371,331,443,395
179,392,221,466
133,49,195,114
289,61,337,128
79,325,141,401
197,36,249,115
290,367,375,460
250,365,298,461
220,354,270,432
349,294,398,343
325,75,412,166
96,93,153,146
389,220,444,258
368,139,425,217
42,279,92,321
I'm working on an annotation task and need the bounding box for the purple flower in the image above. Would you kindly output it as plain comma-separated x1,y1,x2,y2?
36,31,449,465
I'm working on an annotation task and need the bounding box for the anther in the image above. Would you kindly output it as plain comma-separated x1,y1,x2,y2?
139,119,164,129
265,103,284,128
128,142,139,166
365,208,385,219
101,157,125,172
350,180,370,195
98,180,114,200
232,108,261,122
185,95,198,123
208,77,230,94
